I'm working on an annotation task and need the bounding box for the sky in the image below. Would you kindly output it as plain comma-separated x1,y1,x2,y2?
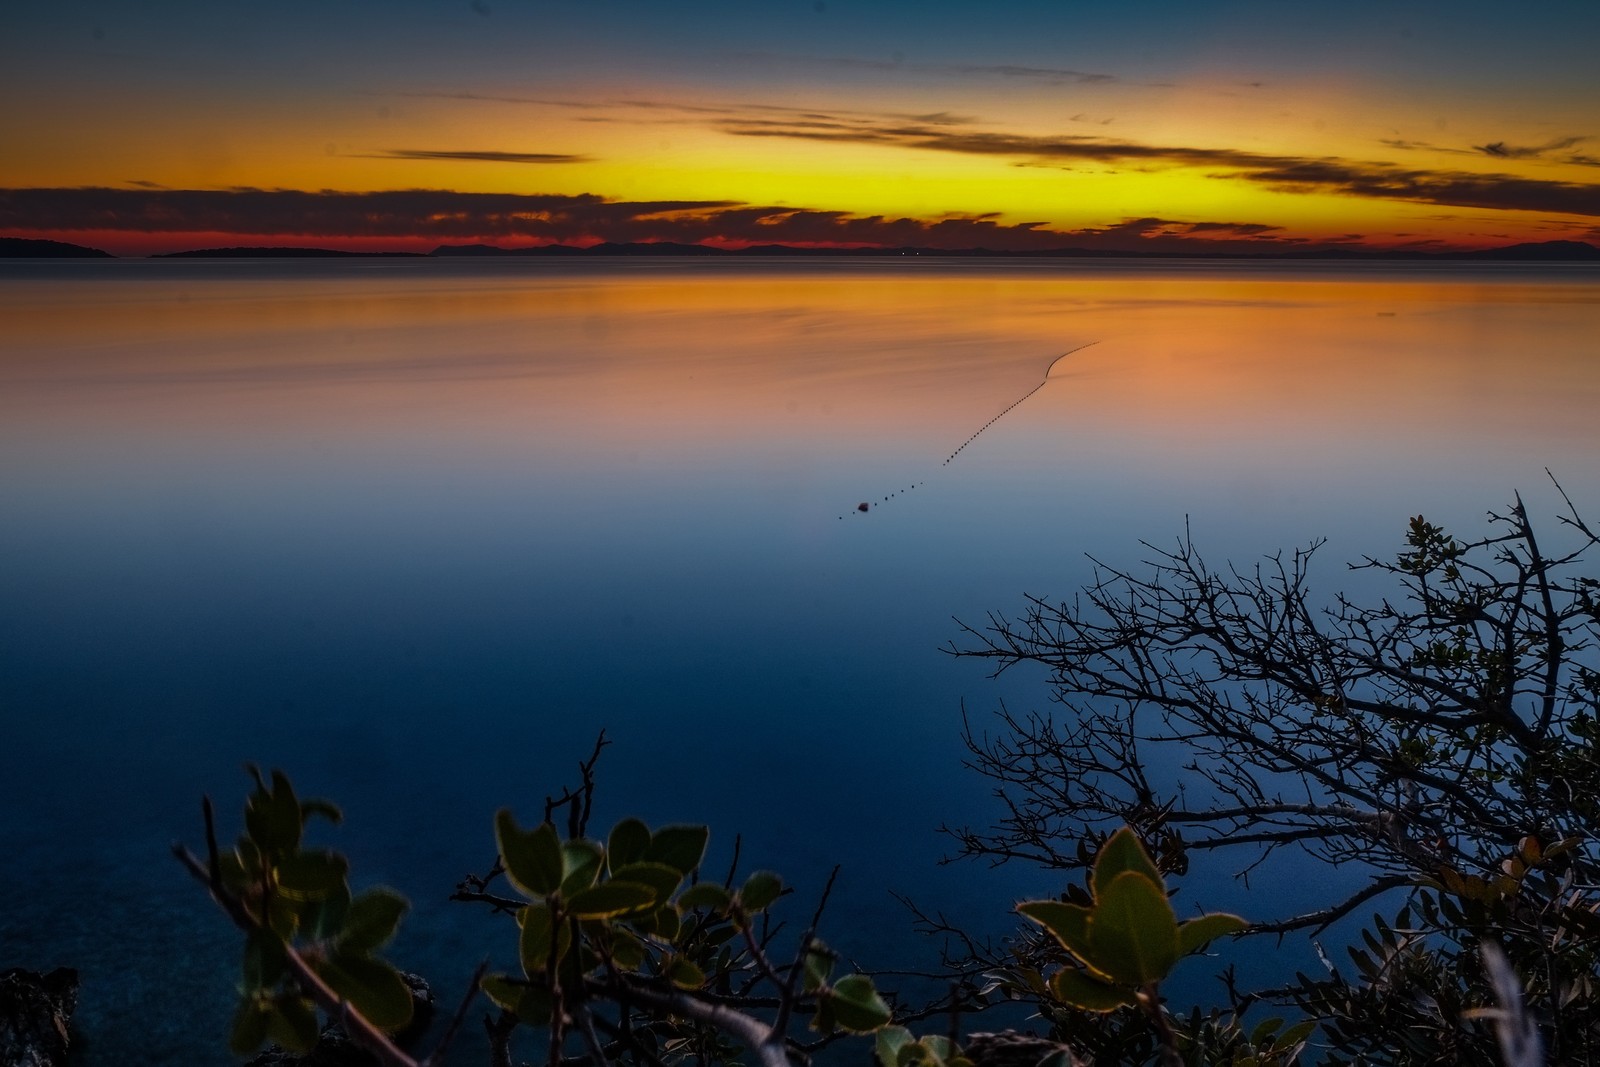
4,0,1600,256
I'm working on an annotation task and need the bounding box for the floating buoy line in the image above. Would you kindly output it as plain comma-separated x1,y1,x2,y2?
840,342,1098,519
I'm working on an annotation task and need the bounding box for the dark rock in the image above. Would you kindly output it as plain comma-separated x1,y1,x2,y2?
965,1030,1082,1067
244,973,435,1067
0,968,79,1067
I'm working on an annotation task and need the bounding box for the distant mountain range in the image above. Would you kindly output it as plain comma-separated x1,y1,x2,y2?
4,235,1600,262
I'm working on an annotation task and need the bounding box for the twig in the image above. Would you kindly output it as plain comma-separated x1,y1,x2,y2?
773,866,839,1041
419,961,487,1067
572,1003,615,1067
585,977,793,1067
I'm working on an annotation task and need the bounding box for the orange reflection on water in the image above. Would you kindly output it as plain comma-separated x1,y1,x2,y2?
3,262,1597,480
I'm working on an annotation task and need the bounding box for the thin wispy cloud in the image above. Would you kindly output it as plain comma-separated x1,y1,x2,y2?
1474,135,1588,159
742,52,1119,85
1378,138,1474,155
387,90,979,129
371,149,591,164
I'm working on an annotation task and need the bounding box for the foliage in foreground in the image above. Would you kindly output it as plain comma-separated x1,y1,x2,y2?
179,759,1240,1067
174,488,1600,1066
945,483,1600,1063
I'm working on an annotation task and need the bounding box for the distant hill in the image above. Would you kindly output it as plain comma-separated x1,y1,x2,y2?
1454,240,1600,261
7,236,1594,262
152,246,426,258
426,239,1600,261
1,237,114,258
432,242,589,256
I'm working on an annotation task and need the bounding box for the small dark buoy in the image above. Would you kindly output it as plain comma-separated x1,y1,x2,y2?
857,502,869,512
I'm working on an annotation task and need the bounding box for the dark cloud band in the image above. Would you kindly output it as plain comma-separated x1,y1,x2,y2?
0,186,1304,252
709,114,1600,218
376,149,591,164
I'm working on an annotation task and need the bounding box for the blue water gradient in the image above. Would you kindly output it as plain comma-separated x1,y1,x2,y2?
2,257,1597,1063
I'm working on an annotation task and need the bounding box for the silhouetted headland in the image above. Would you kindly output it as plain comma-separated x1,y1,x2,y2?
151,246,427,258
427,240,1600,261
0,237,115,258
4,237,1599,261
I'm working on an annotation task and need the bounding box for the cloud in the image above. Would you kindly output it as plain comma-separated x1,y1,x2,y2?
1378,138,1474,156
1242,160,1600,217
0,186,1307,253
741,52,1119,85
708,113,1600,218
1473,135,1588,159
0,187,733,239
370,149,591,164
390,90,981,129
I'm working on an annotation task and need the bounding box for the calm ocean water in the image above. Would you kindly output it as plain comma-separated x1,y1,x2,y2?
2,257,1598,1063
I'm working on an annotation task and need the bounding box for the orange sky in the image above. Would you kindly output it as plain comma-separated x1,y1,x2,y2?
4,2,1600,255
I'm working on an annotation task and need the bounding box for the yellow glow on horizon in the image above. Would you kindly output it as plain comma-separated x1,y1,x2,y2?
4,68,1596,252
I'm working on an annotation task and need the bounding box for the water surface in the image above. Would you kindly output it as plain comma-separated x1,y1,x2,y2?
2,257,1597,1063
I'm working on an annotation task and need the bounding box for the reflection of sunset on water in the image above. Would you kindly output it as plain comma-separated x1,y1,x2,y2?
5,262,1597,476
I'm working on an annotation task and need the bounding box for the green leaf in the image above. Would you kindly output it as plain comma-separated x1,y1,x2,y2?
609,932,647,970
561,839,605,895
316,953,414,1031
803,941,834,991
1017,900,1096,966
1048,969,1137,1012
218,849,254,891
567,881,658,920
337,887,409,954
481,973,524,1013
242,928,287,991
496,810,564,899
1176,912,1248,956
608,818,651,870
1089,871,1181,985
677,882,732,912
645,825,709,874
301,798,344,825
1278,1019,1318,1048
1094,876,1184,985
274,849,349,901
607,861,683,905
876,1025,916,1067
265,895,299,941
482,973,553,1022
828,974,892,1033
304,883,352,941
518,902,570,976
740,870,784,912
1249,1017,1285,1046
228,997,271,1056
812,995,837,1035
246,771,303,854
1092,827,1163,902
667,956,706,989
264,995,320,1053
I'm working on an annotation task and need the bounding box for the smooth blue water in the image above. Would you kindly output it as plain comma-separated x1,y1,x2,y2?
2,257,1598,1063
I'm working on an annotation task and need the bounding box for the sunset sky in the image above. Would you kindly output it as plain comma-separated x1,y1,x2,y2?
4,0,1600,255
